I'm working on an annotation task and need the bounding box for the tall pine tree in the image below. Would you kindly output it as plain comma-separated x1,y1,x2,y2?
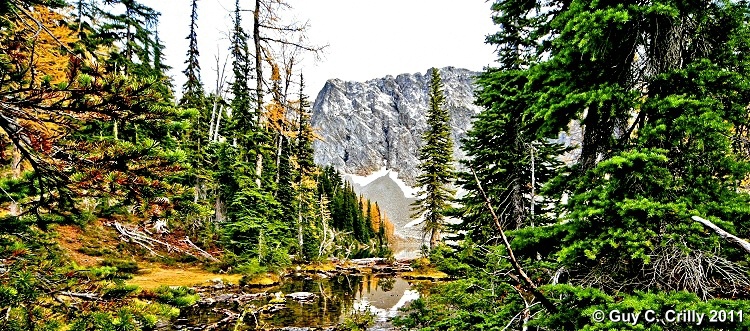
412,68,455,251
180,0,205,110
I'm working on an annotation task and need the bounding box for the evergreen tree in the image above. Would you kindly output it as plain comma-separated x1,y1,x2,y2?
227,0,252,149
179,0,204,109
522,0,750,300
451,68,563,254
170,0,215,239
219,0,289,266
0,0,183,220
295,77,321,260
402,1,750,330
0,2,189,327
95,0,165,77
276,137,296,241
296,76,316,186
412,67,455,251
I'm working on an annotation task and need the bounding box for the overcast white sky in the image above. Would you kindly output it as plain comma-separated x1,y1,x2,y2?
145,0,498,98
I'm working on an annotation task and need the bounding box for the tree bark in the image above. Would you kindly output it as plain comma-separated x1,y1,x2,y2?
214,195,224,223
429,227,439,251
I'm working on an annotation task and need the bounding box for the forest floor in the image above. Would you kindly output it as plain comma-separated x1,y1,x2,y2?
54,220,448,293
55,220,243,289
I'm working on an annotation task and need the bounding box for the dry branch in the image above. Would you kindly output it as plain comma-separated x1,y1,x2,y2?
58,291,99,301
183,236,219,262
692,216,750,254
471,169,558,313
112,222,208,261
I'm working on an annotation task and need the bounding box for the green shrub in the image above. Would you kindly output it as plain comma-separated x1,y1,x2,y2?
410,257,431,271
339,306,375,331
234,259,267,277
152,286,200,307
102,282,140,299
100,258,140,274
89,266,118,279
429,244,471,276
76,246,113,257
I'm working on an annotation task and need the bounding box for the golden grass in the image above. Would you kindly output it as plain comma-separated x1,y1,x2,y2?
400,269,450,280
242,273,281,287
300,261,337,272
129,267,242,290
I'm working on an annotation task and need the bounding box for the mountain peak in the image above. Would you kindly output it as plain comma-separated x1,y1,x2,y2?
311,67,481,185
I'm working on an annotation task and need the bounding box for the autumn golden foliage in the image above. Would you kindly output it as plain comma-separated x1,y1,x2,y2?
382,215,396,243
13,6,78,86
2,6,79,156
365,201,395,242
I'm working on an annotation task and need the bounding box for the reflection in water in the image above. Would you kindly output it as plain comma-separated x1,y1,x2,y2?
175,274,418,330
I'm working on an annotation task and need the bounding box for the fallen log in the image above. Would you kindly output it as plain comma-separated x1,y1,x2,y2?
350,257,388,265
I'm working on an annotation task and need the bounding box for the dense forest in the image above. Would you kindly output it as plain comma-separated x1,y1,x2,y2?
0,0,392,329
396,0,750,330
6,0,750,330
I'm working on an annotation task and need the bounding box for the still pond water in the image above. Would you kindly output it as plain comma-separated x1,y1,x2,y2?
171,274,420,330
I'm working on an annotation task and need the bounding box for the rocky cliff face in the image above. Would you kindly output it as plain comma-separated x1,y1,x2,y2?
311,67,482,186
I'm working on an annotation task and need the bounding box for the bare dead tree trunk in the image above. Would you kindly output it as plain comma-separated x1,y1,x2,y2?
318,194,332,258
530,143,535,227
297,197,303,256
11,146,21,179
211,51,229,142
213,105,222,142
253,0,264,189
275,135,283,184
254,154,263,188
214,195,225,223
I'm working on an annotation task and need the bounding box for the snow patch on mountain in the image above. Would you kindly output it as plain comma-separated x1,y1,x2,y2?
346,167,420,199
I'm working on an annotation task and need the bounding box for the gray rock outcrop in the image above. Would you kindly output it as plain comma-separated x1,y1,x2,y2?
311,67,482,186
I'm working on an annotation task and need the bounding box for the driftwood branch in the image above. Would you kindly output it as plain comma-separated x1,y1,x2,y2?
471,169,558,313
183,236,219,262
692,216,750,254
58,291,99,301
113,222,170,257
113,222,220,262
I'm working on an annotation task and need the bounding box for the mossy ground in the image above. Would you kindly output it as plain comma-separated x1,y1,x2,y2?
241,272,281,287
